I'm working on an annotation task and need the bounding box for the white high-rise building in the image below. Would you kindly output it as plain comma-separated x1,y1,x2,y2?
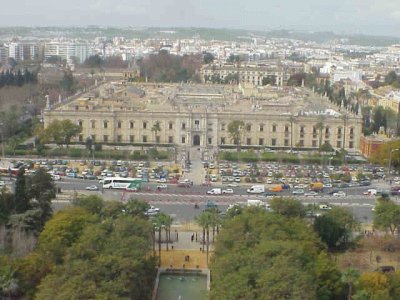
44,41,93,64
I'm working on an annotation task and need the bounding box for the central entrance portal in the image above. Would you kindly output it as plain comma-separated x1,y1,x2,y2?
193,135,200,146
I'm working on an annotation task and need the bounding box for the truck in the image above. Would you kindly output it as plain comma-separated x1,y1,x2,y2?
269,185,283,192
310,182,324,192
247,185,265,194
207,188,222,195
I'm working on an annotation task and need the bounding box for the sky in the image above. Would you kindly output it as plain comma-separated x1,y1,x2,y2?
2,0,400,36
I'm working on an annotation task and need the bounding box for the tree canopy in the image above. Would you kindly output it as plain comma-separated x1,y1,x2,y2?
210,208,343,300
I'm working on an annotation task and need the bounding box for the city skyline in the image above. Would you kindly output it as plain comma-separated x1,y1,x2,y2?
2,0,400,37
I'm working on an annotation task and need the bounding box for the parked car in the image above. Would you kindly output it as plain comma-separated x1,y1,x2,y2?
157,184,168,190
292,189,304,195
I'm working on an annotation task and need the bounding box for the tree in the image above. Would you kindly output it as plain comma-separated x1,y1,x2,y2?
196,210,213,266
314,207,359,250
210,209,342,300
151,121,161,145
270,197,306,218
38,119,81,147
14,167,29,213
203,52,214,64
357,272,390,299
385,71,398,86
315,116,325,149
341,268,359,300
60,119,82,147
373,200,400,235
72,195,105,215
59,70,76,94
228,120,244,152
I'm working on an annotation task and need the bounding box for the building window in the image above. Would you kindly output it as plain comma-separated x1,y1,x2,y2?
312,140,317,147
271,138,276,146
221,137,225,145
143,122,147,129
156,136,160,143
182,123,186,130
313,127,317,134
300,126,305,134
246,124,251,132
169,122,173,130
337,141,342,148
285,125,289,132
117,135,122,142
103,121,108,129
91,120,95,129
181,136,186,144
221,123,226,131
350,127,354,135
349,141,354,149
142,135,147,143
129,135,135,143
284,139,289,146
78,135,83,142
91,135,96,142
208,137,212,145
272,124,277,132
117,121,122,129
195,120,200,125
246,138,251,145
78,120,83,127
168,136,173,143
260,125,264,132
338,127,342,135
103,135,108,142
259,138,264,145
130,121,134,129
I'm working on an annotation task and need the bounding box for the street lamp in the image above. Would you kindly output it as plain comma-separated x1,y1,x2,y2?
388,148,400,179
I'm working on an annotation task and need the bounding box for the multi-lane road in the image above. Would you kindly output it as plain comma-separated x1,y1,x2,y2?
52,178,394,223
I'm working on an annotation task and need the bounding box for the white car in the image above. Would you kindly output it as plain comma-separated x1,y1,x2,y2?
304,191,318,197
157,184,168,190
222,189,234,194
228,183,239,187
85,185,99,191
146,206,160,215
324,183,333,188
292,189,305,195
333,191,346,197
319,204,332,210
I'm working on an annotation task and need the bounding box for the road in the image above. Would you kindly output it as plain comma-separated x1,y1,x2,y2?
52,177,394,224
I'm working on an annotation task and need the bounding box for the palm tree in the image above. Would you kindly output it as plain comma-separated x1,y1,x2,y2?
228,120,245,152
151,121,161,147
163,214,173,251
153,212,168,266
341,267,359,300
315,116,325,149
196,211,212,266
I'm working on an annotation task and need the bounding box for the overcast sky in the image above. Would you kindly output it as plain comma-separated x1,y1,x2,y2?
2,0,400,36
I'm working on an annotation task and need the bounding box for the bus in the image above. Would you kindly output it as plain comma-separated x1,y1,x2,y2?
102,177,141,189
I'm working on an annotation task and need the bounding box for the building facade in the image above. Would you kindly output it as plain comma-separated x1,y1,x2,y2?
44,83,362,151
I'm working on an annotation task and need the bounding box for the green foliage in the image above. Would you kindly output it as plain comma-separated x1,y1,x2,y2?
314,207,360,251
210,209,342,300
373,199,400,235
35,215,156,299
0,69,37,89
37,119,82,147
227,120,244,149
138,52,202,82
72,195,105,215
269,197,306,218
59,70,76,94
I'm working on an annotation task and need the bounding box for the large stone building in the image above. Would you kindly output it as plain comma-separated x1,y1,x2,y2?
44,82,362,152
